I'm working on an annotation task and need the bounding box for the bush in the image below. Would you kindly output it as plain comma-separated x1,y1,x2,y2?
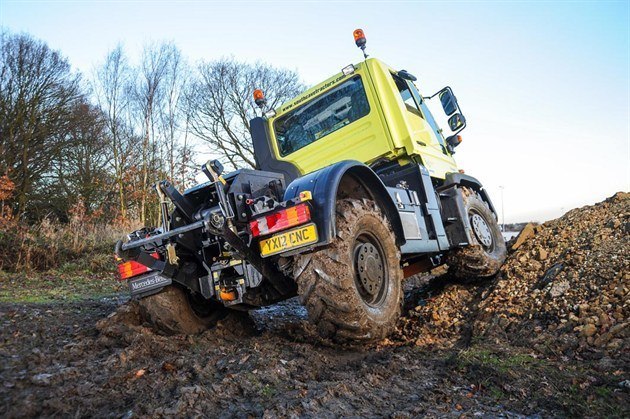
0,202,140,273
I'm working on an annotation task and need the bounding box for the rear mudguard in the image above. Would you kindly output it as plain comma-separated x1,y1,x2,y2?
439,173,498,217
283,160,405,247
436,172,500,249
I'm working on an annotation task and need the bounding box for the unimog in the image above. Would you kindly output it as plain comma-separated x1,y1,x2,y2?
115,29,507,341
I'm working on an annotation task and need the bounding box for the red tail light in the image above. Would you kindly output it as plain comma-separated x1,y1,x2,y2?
118,261,149,280
249,203,311,237
117,252,159,280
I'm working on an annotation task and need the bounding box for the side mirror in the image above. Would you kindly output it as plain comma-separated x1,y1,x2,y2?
448,113,466,131
439,89,458,116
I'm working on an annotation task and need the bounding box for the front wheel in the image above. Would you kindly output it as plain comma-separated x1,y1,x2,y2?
446,187,507,279
294,198,403,342
138,286,227,335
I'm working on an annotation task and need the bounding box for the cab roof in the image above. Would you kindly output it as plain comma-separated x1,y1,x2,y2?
270,58,395,121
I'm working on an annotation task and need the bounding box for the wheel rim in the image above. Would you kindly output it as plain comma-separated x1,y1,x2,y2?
470,211,494,250
353,232,389,307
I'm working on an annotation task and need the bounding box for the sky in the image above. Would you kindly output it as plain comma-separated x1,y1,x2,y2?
1,0,628,223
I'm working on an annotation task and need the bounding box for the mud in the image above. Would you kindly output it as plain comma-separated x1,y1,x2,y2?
1,194,628,417
0,295,457,418
1,289,627,417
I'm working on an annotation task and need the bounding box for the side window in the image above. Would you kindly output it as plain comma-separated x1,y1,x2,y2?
392,72,449,154
392,74,421,115
408,82,449,153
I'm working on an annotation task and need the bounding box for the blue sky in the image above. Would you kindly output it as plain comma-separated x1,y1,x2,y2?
1,0,628,222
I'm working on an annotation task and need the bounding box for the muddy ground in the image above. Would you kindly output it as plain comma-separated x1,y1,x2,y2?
1,193,628,417
1,280,627,418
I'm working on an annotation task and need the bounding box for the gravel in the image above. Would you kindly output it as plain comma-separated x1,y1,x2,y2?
395,192,629,363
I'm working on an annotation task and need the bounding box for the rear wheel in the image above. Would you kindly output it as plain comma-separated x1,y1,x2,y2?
294,198,403,342
447,187,507,279
138,286,227,335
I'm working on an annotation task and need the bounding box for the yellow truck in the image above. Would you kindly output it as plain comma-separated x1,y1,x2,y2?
116,30,506,342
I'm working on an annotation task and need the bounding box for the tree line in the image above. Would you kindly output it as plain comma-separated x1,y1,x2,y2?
0,30,303,225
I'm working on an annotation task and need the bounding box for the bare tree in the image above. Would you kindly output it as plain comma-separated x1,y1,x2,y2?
0,31,82,218
135,42,178,224
92,45,134,220
187,58,303,170
158,45,188,185
0,32,306,226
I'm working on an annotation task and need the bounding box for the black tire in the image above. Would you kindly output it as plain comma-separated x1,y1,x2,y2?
138,286,227,335
294,198,403,342
447,187,507,279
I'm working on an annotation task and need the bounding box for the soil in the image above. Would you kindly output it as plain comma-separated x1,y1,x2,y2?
1,292,627,417
1,193,628,417
393,192,629,363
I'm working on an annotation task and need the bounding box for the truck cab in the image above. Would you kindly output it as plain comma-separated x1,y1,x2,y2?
252,58,461,182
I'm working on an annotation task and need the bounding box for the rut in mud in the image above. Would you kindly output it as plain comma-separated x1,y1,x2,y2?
0,298,496,418
3,294,626,418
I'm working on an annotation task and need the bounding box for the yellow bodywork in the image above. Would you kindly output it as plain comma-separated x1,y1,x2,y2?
266,58,459,179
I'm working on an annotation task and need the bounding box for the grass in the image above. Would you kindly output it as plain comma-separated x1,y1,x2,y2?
451,344,627,417
0,206,138,273
260,384,277,398
0,213,127,303
0,270,125,303
457,347,543,374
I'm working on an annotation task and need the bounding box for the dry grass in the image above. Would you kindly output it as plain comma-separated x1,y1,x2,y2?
0,202,141,273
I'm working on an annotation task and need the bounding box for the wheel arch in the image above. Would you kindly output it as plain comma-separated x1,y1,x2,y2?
284,160,405,247
439,172,498,218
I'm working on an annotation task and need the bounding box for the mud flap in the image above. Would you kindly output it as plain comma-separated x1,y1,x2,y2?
128,271,172,298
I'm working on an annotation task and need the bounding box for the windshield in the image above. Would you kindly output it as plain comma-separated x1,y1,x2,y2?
273,75,370,156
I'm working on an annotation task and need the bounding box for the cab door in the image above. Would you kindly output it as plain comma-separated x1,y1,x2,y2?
390,73,458,178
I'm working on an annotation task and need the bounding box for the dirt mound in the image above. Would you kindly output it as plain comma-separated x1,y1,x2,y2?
395,192,629,361
476,192,629,359
391,276,481,348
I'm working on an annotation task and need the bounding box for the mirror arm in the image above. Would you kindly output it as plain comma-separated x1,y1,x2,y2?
425,86,450,100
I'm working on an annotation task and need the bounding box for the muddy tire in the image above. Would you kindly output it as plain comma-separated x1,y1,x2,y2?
447,187,507,279
138,286,227,335
294,198,403,342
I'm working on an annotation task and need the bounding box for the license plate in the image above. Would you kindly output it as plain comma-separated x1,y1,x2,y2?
128,272,172,296
259,223,318,257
